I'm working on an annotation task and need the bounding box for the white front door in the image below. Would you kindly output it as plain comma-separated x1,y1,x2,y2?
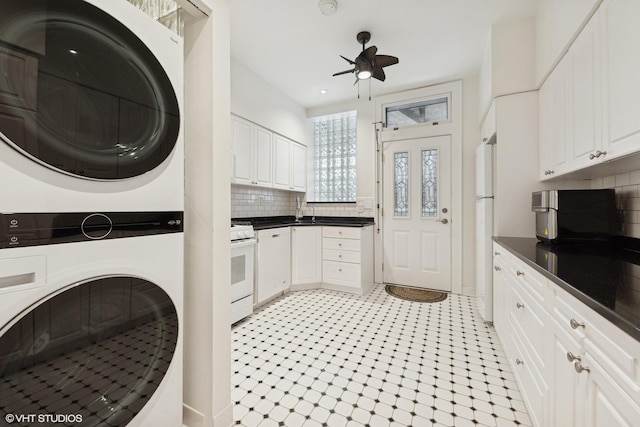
382,135,451,291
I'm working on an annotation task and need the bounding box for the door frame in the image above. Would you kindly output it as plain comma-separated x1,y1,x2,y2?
374,80,463,295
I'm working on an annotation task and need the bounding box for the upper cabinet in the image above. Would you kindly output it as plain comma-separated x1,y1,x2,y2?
535,0,601,85
231,115,273,187
600,0,640,159
539,0,640,180
232,114,306,192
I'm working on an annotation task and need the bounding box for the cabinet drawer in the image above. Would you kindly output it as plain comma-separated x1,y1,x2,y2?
509,258,548,303
323,238,360,252
323,227,361,240
322,260,361,288
323,249,361,264
509,280,547,371
552,286,639,389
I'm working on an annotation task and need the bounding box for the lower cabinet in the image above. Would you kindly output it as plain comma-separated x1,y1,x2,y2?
493,242,640,427
321,226,374,294
256,227,291,304
291,226,322,285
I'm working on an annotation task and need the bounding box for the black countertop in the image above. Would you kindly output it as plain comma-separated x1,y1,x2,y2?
494,236,640,341
233,215,375,231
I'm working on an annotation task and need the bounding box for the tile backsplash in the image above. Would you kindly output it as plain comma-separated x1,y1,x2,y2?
590,169,640,239
231,185,375,219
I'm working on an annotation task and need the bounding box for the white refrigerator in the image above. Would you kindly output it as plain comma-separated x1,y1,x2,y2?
475,139,495,323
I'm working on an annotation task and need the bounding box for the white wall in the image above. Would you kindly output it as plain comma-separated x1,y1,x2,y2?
182,1,233,426
231,58,308,144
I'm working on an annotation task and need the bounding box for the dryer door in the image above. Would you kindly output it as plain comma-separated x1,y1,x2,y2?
0,276,179,426
0,0,180,180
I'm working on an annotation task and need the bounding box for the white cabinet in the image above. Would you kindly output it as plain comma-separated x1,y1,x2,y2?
231,115,273,187
273,134,307,192
231,114,305,192
256,227,290,304
493,242,640,427
601,0,640,160
291,226,321,285
321,226,373,294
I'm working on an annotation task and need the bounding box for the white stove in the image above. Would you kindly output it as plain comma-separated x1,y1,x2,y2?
230,223,255,324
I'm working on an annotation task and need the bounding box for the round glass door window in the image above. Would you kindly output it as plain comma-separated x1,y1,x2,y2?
0,0,180,179
0,277,178,426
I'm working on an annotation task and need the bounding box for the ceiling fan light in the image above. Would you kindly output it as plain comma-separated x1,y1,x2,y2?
357,70,372,79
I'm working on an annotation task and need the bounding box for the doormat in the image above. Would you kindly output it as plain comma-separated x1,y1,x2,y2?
385,285,448,303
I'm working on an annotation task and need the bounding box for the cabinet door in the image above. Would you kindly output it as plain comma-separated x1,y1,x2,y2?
548,320,586,427
273,134,291,190
550,58,571,175
583,353,640,427
492,247,509,335
231,116,254,185
254,126,273,187
291,226,321,284
569,12,603,169
539,78,555,180
291,142,306,192
601,0,640,159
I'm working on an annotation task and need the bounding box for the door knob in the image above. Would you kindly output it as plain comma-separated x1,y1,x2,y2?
437,218,449,224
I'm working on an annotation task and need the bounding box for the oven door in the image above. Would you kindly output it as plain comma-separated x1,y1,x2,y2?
230,239,255,304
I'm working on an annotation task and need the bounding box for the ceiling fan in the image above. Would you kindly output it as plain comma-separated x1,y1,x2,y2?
332,31,399,85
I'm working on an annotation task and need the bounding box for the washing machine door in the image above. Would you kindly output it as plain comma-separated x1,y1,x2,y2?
0,277,179,427
0,0,180,180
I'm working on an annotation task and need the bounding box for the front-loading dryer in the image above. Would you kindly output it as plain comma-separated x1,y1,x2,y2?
0,211,184,426
0,0,184,212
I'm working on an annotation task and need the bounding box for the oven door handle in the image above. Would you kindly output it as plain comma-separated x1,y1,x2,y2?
230,239,256,249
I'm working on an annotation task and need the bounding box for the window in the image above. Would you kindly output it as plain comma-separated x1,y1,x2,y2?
310,112,357,202
385,95,450,128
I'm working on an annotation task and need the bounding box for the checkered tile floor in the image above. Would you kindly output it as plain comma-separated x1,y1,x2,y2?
231,286,532,427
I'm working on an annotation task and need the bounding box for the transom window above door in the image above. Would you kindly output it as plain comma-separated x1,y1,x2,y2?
384,94,450,128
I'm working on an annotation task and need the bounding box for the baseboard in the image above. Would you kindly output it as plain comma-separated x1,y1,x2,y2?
462,284,476,297
182,403,233,427
214,403,233,427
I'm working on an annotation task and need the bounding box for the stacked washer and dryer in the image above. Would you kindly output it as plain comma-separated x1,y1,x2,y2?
0,1,184,426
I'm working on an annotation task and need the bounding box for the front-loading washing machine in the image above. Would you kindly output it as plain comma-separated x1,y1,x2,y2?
0,211,184,426
0,0,184,212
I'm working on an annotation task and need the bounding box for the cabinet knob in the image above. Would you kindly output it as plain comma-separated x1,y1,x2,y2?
516,359,524,365
338,243,342,247
516,302,525,309
566,352,581,363
570,318,585,330
339,255,342,258
516,271,524,277
544,169,554,175
589,150,607,160
494,251,500,256
574,362,590,374
494,266,501,271
338,268,342,272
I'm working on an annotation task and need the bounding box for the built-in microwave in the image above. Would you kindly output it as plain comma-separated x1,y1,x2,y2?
531,189,619,244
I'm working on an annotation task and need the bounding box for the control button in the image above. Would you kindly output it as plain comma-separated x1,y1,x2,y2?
81,213,113,240
9,219,18,227
10,236,19,245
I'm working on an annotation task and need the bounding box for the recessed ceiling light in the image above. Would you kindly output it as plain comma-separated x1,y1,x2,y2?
319,89,328,94
69,49,78,55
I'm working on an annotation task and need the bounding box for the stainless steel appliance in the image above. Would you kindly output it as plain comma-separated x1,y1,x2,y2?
230,224,255,324
531,189,618,244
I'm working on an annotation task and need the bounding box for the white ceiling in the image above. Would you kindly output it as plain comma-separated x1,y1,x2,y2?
230,0,539,110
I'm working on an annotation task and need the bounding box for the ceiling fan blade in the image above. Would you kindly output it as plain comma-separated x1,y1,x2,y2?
340,55,356,65
360,45,378,62
372,67,386,82
333,68,355,77
375,55,399,68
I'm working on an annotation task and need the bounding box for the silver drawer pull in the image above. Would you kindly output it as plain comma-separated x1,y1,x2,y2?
494,266,501,271
516,302,524,309
574,362,590,374
516,271,524,276
494,251,500,256
272,234,280,238
566,352,581,363
516,359,524,365
570,319,585,330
